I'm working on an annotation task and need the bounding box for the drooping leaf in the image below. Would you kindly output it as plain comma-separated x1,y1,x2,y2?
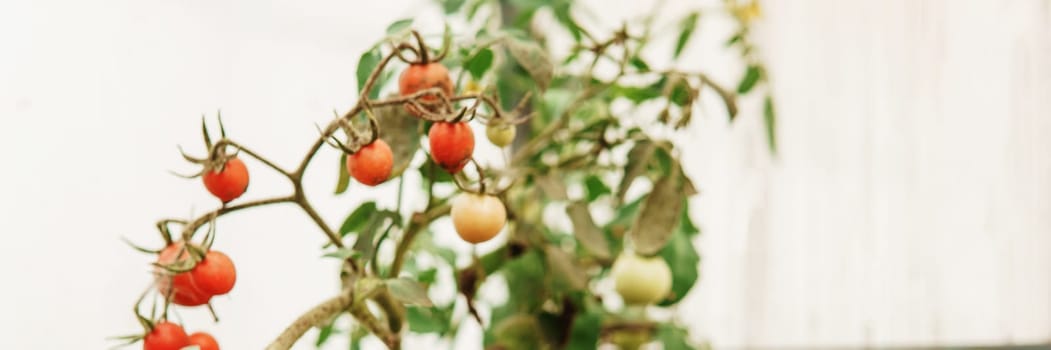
764,94,778,153
584,175,611,201
352,210,398,262
505,38,554,91
465,48,494,80
385,18,414,35
565,202,610,259
658,221,700,305
543,245,587,291
656,323,696,350
385,277,433,307
737,65,761,94
375,103,421,177
617,140,656,203
339,202,377,236
673,12,700,58
631,162,685,255
335,153,350,194
407,306,452,334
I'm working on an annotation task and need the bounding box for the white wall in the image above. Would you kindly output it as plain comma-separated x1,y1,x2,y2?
1,0,1048,349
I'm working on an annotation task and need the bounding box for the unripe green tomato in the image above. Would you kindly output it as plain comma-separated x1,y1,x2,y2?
486,122,516,147
612,252,672,305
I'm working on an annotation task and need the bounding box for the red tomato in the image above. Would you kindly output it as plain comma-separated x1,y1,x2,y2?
428,122,474,173
143,322,190,350
187,332,220,350
155,243,212,306
346,139,394,186
202,157,249,203
188,250,236,296
398,63,453,116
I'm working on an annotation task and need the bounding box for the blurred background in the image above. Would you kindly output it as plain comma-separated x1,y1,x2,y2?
1,0,1049,349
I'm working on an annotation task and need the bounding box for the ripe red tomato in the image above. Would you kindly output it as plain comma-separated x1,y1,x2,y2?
346,139,394,186
202,157,249,203
428,122,474,173
187,332,220,350
155,243,211,306
188,250,236,296
398,63,453,116
143,322,190,350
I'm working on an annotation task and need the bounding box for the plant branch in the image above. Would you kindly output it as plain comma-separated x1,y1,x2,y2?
215,139,294,179
264,288,354,350
388,202,452,278
174,196,296,240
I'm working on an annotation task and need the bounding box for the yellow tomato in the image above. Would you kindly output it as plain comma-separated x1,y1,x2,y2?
451,193,507,243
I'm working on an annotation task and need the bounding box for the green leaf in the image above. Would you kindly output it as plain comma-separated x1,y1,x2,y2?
386,18,414,35
680,201,700,236
764,94,778,153
737,65,761,94
726,32,743,47
673,12,700,58
407,306,452,334
617,140,657,203
658,220,700,305
565,202,611,260
440,0,466,13
493,314,543,350
543,245,587,291
418,268,438,284
629,55,650,71
502,251,546,311
656,323,696,350
374,103,421,177
339,202,377,236
611,83,663,104
505,38,554,91
553,2,583,42
322,247,360,260
669,79,692,106
584,175,611,201
631,162,685,255
566,308,603,350
356,48,382,93
315,320,336,346
335,153,350,194
465,48,494,80
385,277,433,307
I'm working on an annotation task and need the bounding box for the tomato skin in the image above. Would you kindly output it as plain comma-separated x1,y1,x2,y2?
188,250,236,296
155,243,212,307
428,122,474,173
398,63,453,116
486,122,516,147
143,322,190,350
611,252,672,305
450,193,507,243
346,139,394,186
202,157,249,203
187,332,220,350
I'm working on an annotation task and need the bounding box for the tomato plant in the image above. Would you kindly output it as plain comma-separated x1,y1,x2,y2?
117,0,775,349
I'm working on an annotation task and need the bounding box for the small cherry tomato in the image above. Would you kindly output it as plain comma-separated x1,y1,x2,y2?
155,243,211,307
143,321,190,350
398,63,453,116
611,252,672,305
189,250,236,296
450,193,507,243
187,332,220,350
485,122,516,147
428,122,474,173
346,139,394,186
202,157,249,203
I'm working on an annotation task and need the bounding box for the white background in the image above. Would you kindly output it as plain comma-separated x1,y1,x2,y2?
1,0,1049,349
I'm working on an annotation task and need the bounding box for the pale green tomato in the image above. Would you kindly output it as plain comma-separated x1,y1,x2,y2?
612,252,672,305
486,122,516,147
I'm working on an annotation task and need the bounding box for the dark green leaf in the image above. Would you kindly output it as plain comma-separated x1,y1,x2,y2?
584,175,611,201
553,2,583,42
565,202,610,260
726,32,743,47
611,84,663,104
407,306,452,334
656,323,696,350
669,80,692,106
356,48,381,93
566,308,603,350
352,211,397,262
673,12,700,58
339,202,377,236
502,251,546,311
335,153,350,194
465,48,494,80
386,18,414,35
505,38,554,90
386,277,433,307
417,268,438,284
631,162,685,255
315,321,336,346
629,55,651,71
617,140,657,203
764,94,778,153
543,245,587,291
658,221,700,305
737,65,761,94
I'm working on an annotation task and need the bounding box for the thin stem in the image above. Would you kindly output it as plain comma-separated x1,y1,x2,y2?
175,196,296,239
295,194,344,249
264,289,355,350
411,30,430,64
388,203,451,277
217,140,294,179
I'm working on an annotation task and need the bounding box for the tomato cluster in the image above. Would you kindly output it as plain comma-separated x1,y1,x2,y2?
143,322,219,350
154,243,237,307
